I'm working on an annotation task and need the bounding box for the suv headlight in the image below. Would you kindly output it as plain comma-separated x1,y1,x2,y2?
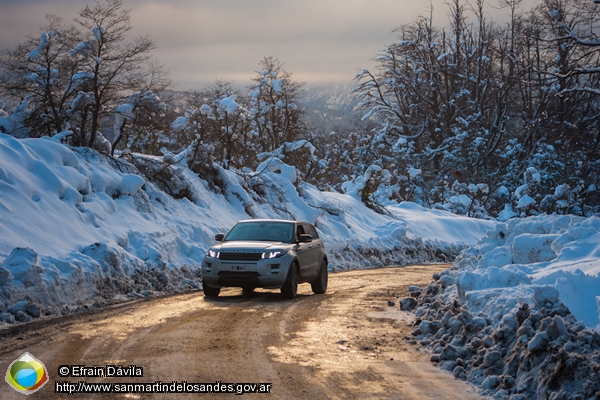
207,250,220,258
262,249,287,259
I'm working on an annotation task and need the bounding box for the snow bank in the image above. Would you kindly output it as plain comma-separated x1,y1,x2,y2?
455,215,600,329
402,214,600,399
387,202,494,246
0,133,243,322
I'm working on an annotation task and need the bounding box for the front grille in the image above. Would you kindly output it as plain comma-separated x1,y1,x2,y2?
219,252,262,261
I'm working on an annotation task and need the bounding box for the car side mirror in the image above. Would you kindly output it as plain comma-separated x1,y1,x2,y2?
215,233,225,242
299,234,312,243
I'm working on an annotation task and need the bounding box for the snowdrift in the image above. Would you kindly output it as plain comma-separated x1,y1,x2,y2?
404,214,600,399
0,133,494,323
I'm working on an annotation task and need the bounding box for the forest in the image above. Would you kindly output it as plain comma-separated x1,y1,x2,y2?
1,0,599,219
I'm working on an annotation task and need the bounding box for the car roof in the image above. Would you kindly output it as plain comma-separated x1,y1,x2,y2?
236,219,308,225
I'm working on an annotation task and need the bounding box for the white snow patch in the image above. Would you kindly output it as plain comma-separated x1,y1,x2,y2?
218,95,240,114
517,194,536,209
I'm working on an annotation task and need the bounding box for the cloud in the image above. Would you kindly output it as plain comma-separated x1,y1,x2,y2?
0,0,539,89
129,0,413,88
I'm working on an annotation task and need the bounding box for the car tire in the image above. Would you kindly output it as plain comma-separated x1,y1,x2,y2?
281,262,299,299
311,260,328,294
203,281,220,298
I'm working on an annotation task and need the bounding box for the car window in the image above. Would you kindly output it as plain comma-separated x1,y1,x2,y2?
296,225,305,241
225,222,294,243
302,223,319,239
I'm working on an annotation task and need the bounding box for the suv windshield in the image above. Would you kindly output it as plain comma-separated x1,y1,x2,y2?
224,222,294,243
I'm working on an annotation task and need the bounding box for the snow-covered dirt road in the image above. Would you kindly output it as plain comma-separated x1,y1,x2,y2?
0,266,486,399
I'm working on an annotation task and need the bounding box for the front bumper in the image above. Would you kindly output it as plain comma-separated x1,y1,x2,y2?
201,254,293,289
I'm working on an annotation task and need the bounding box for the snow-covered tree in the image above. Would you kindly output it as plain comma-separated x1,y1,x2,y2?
113,89,168,155
172,80,252,169
0,0,168,151
349,0,600,217
0,15,81,136
68,0,166,148
249,57,306,153
352,1,508,208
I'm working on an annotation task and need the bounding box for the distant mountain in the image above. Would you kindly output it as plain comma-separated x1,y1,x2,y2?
300,83,360,114
299,83,362,133
160,84,365,135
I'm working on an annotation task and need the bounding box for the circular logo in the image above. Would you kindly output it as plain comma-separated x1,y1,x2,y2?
5,352,49,395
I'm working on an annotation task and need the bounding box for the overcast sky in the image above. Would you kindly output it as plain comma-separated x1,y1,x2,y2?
0,0,538,90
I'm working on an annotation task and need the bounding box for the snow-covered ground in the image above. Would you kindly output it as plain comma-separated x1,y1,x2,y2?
404,215,600,399
0,133,493,323
457,215,600,330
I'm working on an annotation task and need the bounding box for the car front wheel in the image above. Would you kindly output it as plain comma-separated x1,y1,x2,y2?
202,281,220,298
311,260,328,294
281,262,299,299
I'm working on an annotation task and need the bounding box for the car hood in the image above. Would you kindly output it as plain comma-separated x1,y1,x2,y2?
214,241,291,251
